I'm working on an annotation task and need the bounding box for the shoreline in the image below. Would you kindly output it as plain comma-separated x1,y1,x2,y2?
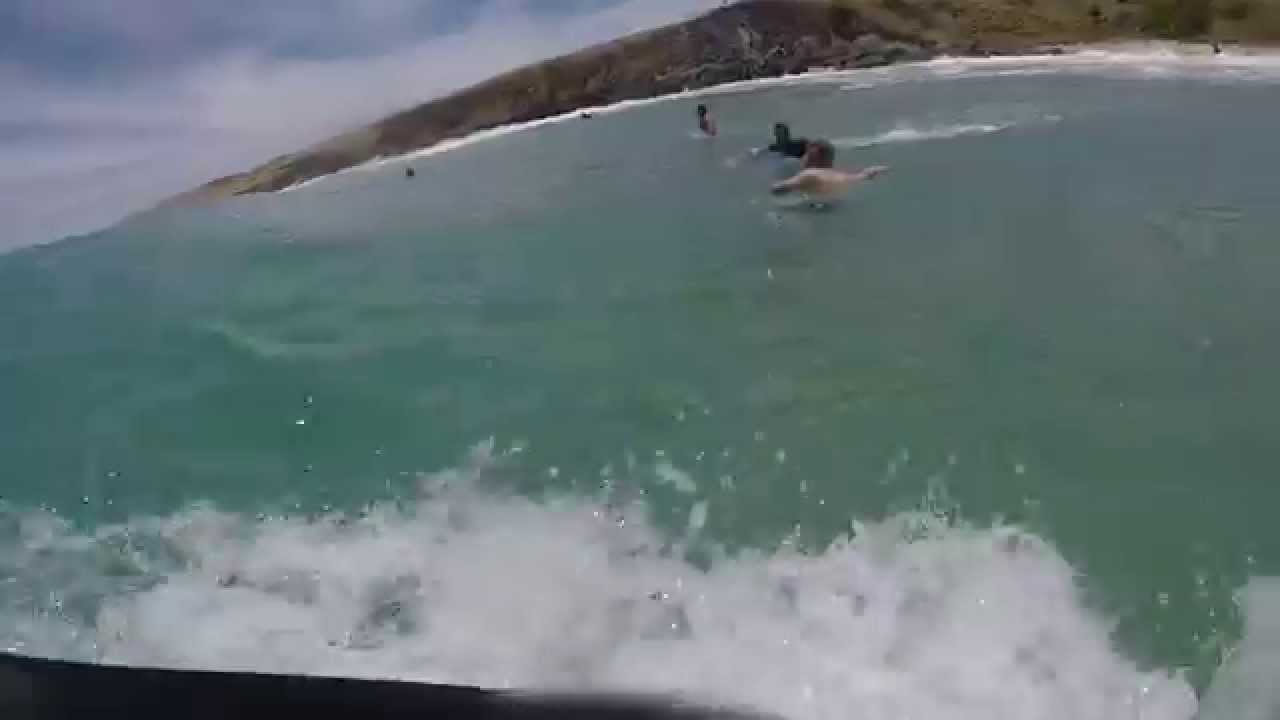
272,40,1280,196
171,0,1280,205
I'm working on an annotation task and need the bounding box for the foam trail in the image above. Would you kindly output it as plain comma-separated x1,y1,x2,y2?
0,457,1198,720
1198,577,1280,720
832,123,1011,149
276,175,328,194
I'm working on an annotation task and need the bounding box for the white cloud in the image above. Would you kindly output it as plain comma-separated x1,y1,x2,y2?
0,0,715,250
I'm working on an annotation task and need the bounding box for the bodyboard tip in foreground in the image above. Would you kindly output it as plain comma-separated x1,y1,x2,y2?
0,652,779,720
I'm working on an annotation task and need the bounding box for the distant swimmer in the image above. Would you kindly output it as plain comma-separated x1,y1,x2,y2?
767,123,809,159
696,104,717,137
771,140,888,199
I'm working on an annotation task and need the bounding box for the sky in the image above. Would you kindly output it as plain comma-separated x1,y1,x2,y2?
0,0,716,250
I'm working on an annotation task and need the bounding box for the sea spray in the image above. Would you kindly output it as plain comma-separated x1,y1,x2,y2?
2,456,1198,720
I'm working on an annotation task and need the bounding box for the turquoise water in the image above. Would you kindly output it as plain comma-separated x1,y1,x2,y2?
3,55,1280,718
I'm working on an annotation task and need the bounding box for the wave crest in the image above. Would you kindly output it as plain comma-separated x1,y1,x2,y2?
0,451,1198,720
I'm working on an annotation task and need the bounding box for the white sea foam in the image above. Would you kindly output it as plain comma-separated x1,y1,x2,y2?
832,122,1012,149
1198,577,1280,720
276,174,328,194
0,446,1205,720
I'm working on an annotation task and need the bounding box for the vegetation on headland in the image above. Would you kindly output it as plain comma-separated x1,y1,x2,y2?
173,0,1279,202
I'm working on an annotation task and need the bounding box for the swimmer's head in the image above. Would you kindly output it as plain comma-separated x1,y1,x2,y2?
696,104,708,117
804,140,836,169
774,123,791,142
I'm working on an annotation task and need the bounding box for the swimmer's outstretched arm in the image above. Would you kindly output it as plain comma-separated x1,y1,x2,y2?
770,172,814,195
849,165,890,182
771,166,890,195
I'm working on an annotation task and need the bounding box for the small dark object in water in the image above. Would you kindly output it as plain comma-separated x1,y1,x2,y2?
582,112,595,119
405,167,416,178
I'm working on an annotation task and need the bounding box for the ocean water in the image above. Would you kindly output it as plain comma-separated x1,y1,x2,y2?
3,53,1280,718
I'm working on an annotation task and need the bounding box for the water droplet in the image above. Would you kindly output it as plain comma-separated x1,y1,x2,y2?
81,496,89,505
295,418,307,426
304,394,315,407
1014,463,1027,475
775,449,787,464
754,430,766,442
1157,592,1171,607
548,467,560,479
675,410,686,422
688,501,709,532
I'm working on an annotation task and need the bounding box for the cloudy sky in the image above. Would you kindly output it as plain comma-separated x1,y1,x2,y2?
0,0,716,250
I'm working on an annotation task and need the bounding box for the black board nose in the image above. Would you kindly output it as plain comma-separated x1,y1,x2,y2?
0,652,778,720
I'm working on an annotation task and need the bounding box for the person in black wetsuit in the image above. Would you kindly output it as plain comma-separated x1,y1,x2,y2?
767,123,809,159
696,104,717,136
